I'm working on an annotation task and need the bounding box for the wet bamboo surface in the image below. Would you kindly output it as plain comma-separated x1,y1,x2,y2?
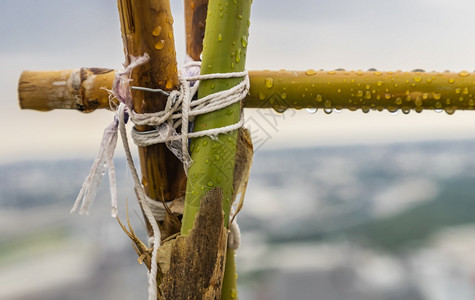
19,69,475,114
116,0,186,238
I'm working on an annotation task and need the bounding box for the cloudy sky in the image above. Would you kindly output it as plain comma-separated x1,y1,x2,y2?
2,0,475,162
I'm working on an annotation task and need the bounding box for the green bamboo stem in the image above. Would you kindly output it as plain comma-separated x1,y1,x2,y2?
19,70,475,114
181,0,252,234
246,69,475,114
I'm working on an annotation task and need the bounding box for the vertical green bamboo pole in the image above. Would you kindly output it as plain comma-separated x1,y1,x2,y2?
181,1,251,299
181,0,252,234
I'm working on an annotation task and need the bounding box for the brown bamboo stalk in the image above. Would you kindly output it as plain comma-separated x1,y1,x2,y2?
116,0,186,239
20,69,475,114
185,0,209,61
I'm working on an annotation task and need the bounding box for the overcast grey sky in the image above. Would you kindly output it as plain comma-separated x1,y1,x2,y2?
2,0,475,162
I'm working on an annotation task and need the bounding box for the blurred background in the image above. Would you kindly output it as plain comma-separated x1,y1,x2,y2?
2,0,475,299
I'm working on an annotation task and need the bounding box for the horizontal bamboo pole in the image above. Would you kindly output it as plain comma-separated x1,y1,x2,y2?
19,69,475,113
19,68,115,112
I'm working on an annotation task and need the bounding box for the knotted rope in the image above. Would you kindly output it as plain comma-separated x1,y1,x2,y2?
71,53,247,300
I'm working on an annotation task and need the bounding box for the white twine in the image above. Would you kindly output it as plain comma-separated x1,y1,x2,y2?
130,66,249,172
71,54,247,300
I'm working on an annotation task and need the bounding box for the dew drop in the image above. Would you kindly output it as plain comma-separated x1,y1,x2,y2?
324,99,332,107
374,71,383,76
241,35,248,48
152,26,162,36
315,94,323,102
306,108,318,114
207,181,213,187
402,108,411,114
433,93,442,100
305,69,317,76
435,101,442,109
272,107,287,113
426,78,433,84
165,79,173,90
362,107,370,113
384,93,391,100
395,97,403,105
413,76,422,82
445,108,455,115
449,78,455,84
357,90,364,97
155,40,165,50
281,92,287,99
459,70,470,77
235,48,241,63
327,70,336,75
365,91,372,99
463,87,469,95
356,70,364,76
422,93,429,100
455,88,461,94
265,77,273,88
324,108,333,114
377,81,383,86
415,97,423,106
218,33,223,41
434,109,443,113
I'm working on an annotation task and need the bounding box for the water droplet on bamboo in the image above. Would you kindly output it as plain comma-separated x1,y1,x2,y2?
459,70,470,77
377,81,383,86
165,79,173,90
463,87,469,95
449,78,455,84
305,69,317,76
433,93,442,100
306,108,317,114
315,94,323,102
415,97,422,107
155,40,165,50
241,35,248,48
414,76,422,82
324,108,333,114
445,108,455,115
365,91,372,99
218,33,223,41
265,77,273,88
235,48,241,63
395,97,403,105
152,26,162,36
